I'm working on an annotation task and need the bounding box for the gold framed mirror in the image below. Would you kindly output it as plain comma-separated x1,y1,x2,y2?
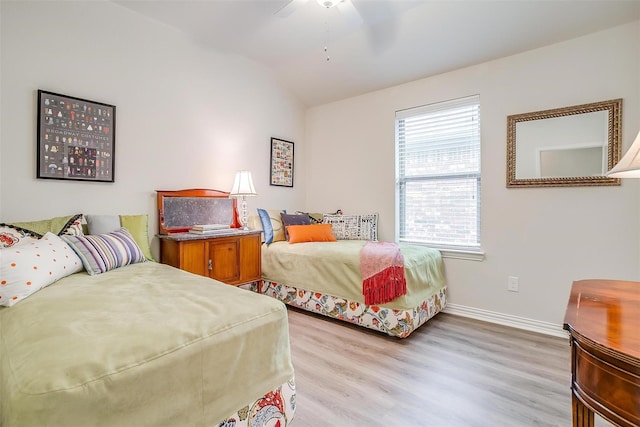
507,99,622,188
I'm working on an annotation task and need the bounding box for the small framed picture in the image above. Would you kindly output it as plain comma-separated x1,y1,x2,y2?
270,137,294,187
37,90,116,182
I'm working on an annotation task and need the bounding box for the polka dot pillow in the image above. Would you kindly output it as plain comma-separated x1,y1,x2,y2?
0,232,83,307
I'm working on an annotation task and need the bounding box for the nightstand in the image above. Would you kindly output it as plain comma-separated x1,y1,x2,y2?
159,230,261,286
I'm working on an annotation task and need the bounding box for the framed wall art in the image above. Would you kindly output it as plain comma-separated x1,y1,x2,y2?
37,90,116,182
270,137,294,187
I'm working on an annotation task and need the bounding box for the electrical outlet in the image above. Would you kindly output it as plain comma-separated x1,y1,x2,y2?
508,276,519,292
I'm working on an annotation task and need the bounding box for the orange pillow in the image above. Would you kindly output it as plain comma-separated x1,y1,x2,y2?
287,224,337,244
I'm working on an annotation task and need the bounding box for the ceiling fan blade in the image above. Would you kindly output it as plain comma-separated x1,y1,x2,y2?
274,0,308,17
336,0,363,26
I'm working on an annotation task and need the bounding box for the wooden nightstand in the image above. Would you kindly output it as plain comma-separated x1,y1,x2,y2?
159,230,261,286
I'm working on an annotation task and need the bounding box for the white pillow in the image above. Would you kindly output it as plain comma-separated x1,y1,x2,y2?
0,232,83,307
323,213,379,241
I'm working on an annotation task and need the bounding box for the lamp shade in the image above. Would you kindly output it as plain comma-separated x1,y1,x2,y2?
607,130,640,178
229,170,257,196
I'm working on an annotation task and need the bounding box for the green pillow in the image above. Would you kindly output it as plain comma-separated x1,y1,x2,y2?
3,214,83,237
120,215,155,262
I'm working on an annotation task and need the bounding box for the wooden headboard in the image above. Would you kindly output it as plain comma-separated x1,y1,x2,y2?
156,188,240,235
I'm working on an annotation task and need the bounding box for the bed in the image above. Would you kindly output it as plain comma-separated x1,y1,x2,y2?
248,211,447,338
0,216,295,427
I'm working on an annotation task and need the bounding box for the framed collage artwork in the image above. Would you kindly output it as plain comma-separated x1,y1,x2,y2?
270,137,294,187
37,90,116,182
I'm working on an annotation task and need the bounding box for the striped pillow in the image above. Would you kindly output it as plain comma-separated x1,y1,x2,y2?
62,227,146,275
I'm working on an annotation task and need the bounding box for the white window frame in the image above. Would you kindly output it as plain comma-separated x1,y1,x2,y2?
395,95,484,261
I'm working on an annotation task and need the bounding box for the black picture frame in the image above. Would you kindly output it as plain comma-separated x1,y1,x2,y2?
37,90,116,182
270,137,294,187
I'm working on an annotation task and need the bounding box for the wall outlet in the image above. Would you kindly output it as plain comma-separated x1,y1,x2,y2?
508,276,519,292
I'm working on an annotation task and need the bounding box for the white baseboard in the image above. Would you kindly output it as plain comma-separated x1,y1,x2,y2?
443,303,569,339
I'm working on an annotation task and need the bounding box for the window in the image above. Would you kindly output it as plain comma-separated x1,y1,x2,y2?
395,95,481,253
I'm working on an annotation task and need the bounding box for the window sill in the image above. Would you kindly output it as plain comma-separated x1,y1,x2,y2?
439,248,485,261
399,241,485,261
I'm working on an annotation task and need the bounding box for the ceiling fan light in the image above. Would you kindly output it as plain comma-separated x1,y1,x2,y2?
316,0,341,8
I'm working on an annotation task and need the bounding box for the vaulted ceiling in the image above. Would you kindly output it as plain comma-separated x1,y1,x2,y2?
113,0,640,107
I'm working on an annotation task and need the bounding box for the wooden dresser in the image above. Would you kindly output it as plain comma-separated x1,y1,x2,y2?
159,230,261,286
156,188,261,286
563,279,640,427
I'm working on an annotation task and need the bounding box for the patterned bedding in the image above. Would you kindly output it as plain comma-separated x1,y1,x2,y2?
0,262,295,426
254,240,447,337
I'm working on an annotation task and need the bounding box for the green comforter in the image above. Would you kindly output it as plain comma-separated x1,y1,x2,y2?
0,262,293,426
261,240,446,309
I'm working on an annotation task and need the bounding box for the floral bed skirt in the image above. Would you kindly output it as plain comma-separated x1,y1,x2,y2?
251,281,447,338
216,377,296,427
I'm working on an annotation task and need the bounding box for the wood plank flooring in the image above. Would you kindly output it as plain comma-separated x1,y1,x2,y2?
286,307,613,427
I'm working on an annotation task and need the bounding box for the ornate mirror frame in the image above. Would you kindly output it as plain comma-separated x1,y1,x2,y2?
507,99,622,188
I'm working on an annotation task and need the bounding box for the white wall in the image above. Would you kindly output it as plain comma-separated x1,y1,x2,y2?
0,1,305,258
305,21,640,327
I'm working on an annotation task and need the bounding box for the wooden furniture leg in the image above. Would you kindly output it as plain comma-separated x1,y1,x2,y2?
572,394,594,427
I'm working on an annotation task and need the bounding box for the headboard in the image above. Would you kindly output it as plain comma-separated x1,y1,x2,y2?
156,188,240,235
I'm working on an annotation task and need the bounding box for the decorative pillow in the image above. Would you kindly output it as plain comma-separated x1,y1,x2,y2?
309,213,324,224
64,214,84,236
295,211,324,224
287,224,337,244
120,215,155,262
86,214,121,235
247,214,263,234
0,232,83,307
0,226,38,248
85,214,155,261
251,209,286,243
281,213,311,241
257,209,275,244
62,227,146,276
2,214,84,237
270,211,287,242
323,213,379,241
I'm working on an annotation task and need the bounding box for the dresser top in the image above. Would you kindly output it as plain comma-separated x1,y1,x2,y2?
564,279,640,360
158,229,261,241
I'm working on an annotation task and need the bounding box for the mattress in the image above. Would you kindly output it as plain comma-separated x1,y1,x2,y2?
0,262,294,426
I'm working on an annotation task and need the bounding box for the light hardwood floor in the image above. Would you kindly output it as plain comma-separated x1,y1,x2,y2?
286,308,613,427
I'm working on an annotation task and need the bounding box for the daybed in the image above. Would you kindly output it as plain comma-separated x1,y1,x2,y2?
0,215,295,427
248,210,447,338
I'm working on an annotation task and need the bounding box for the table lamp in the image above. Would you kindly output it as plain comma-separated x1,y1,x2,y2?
230,170,257,230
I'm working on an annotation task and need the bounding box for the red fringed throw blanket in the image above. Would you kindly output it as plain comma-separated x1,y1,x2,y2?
360,241,407,305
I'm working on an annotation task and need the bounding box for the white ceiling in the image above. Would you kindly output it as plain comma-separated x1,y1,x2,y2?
113,0,640,107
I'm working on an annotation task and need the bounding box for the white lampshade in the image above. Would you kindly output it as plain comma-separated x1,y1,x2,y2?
607,130,640,178
229,170,257,197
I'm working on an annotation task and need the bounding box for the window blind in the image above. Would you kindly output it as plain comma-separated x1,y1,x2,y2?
396,95,481,250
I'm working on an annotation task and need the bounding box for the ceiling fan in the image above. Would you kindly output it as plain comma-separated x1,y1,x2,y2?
275,0,363,26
